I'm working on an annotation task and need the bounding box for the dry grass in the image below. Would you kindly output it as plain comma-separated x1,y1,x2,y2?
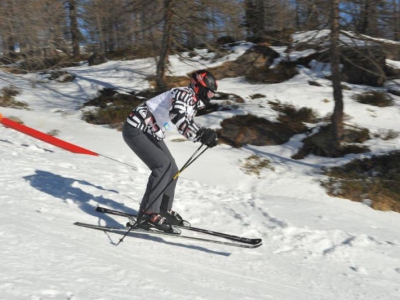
246,62,298,84
269,100,319,125
47,129,60,137
240,154,274,177
218,114,298,147
322,151,400,212
372,129,400,140
353,91,394,107
219,103,319,148
0,86,29,109
249,93,265,99
82,88,147,129
292,124,370,159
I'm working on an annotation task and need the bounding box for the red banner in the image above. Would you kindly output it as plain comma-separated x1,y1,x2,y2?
0,113,98,156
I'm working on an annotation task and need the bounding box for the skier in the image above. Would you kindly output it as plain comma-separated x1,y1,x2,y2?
122,70,219,233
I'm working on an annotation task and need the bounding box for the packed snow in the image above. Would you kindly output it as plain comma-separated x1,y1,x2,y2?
1,41,400,300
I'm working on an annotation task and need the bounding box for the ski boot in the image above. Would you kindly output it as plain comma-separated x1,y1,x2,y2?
161,210,191,227
136,213,180,234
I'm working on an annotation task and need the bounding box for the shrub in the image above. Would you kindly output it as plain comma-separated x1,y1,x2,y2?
292,124,370,159
218,102,318,148
82,88,146,129
146,75,192,91
341,124,370,143
47,129,60,136
1,85,19,98
249,93,265,99
269,100,319,125
0,86,29,109
373,129,400,140
217,36,236,45
353,91,394,107
240,154,274,177
6,116,24,124
83,106,132,128
212,92,244,103
218,114,300,147
321,151,400,212
246,61,298,84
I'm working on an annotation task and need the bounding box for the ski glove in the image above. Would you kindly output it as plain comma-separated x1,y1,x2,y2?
197,127,218,148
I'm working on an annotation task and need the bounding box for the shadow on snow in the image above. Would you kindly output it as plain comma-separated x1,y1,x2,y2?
104,230,231,256
23,170,231,256
23,169,134,227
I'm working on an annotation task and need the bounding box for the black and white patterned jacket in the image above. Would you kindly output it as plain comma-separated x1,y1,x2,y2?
126,87,205,141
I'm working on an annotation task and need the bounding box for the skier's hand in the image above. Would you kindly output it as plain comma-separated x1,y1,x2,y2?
197,127,218,148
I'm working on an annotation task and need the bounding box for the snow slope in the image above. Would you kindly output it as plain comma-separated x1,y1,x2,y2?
1,43,400,300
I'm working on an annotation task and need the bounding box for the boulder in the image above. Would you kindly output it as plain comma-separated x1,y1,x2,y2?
340,46,386,87
208,44,280,79
88,53,106,66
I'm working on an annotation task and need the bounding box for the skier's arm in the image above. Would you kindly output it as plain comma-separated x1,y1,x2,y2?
169,91,201,141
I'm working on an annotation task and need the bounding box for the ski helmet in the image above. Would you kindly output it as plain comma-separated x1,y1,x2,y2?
190,70,218,102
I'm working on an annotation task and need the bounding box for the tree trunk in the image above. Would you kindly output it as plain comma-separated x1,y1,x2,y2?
244,0,265,40
156,0,173,91
330,0,344,148
393,0,400,41
68,0,81,59
93,0,105,54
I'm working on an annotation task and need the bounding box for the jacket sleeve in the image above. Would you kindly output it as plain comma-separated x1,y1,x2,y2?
169,89,201,142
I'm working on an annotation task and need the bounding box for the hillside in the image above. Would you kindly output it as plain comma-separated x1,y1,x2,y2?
1,38,400,300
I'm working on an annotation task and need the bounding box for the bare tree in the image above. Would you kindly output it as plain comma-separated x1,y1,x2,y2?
0,0,68,70
244,0,265,40
153,0,246,89
267,0,296,31
292,0,331,30
340,0,397,38
0,0,17,57
67,0,82,59
391,0,400,40
330,0,344,147
156,0,173,90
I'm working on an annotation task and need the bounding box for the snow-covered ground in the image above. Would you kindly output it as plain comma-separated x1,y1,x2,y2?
1,41,400,300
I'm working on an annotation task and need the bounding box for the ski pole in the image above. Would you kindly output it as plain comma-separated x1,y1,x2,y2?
138,143,208,219
116,143,209,245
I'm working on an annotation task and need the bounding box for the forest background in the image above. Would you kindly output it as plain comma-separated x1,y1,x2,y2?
1,0,398,74
2,0,400,213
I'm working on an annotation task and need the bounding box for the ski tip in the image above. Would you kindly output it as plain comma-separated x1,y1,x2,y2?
96,206,105,212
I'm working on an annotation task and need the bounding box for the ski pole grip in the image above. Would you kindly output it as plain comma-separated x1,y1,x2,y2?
173,171,181,180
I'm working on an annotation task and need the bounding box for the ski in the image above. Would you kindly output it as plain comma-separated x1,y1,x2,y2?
95,206,262,246
74,222,262,249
